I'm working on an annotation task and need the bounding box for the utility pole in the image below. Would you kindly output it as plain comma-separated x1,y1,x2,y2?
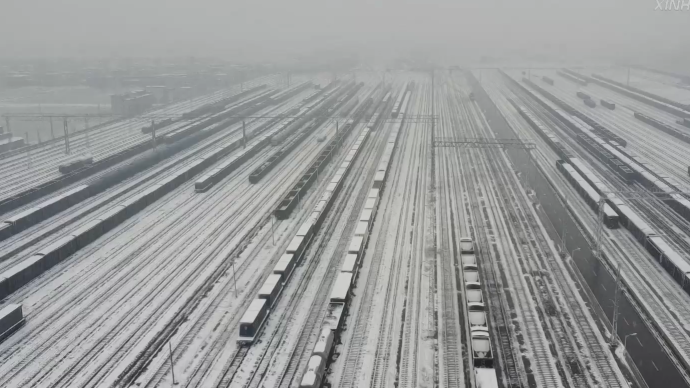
595,199,605,259
63,118,71,155
431,69,435,134
242,120,247,148
5,116,10,135
50,118,55,140
25,133,32,169
151,119,156,149
232,258,238,296
611,262,622,347
85,117,91,154
168,341,176,385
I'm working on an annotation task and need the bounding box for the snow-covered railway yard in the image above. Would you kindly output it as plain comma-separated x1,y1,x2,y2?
3,68,690,388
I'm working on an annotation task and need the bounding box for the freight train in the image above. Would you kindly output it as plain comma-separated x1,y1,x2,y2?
509,98,690,295
459,239,498,376
58,156,94,174
296,91,410,388
237,126,372,345
0,304,24,343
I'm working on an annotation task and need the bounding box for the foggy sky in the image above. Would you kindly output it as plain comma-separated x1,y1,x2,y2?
1,0,688,64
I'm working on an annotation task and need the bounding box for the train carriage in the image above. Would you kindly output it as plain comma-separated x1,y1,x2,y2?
238,298,269,344
373,171,386,189
70,219,103,249
1,255,43,294
287,235,307,259
312,327,334,360
299,355,325,388
462,254,477,267
97,205,127,233
273,254,296,281
354,221,369,237
460,237,474,254
37,235,76,267
471,329,494,368
0,304,24,342
646,236,690,290
297,220,315,241
364,197,377,211
323,302,346,333
0,223,11,241
475,368,499,388
258,274,283,308
330,273,353,303
4,207,42,233
348,236,364,258
466,283,485,305
463,265,480,284
340,254,360,282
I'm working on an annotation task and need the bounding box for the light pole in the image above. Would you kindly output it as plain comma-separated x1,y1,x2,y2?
624,333,637,351
570,247,580,261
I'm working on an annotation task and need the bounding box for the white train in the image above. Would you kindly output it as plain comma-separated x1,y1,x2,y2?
460,238,498,380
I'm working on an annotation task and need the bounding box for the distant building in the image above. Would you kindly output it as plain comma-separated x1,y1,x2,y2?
111,90,155,117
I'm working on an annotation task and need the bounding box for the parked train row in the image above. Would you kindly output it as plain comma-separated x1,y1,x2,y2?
510,101,621,229
375,91,410,190
0,83,316,237
179,85,268,122
587,72,690,118
195,87,344,192
237,125,373,345
0,137,26,154
58,156,94,174
512,73,690,229
565,115,635,182
391,82,414,118
0,83,283,216
526,78,627,146
510,94,690,293
633,112,690,146
0,184,90,240
563,155,690,295
459,238,499,385
0,304,24,343
565,67,690,118
200,84,347,189
141,118,174,135
601,99,616,110
249,83,359,184
557,70,587,86
275,84,371,220
0,105,305,300
541,76,554,86
514,77,634,181
556,161,619,228
161,89,276,144
1,97,281,240
298,94,408,388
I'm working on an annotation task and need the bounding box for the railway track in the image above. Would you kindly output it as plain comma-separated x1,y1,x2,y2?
396,84,433,388
449,75,564,387
435,91,467,388
0,98,298,271
0,99,330,387
0,78,270,202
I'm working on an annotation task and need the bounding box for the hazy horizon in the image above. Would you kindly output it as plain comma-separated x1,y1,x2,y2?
2,0,689,69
